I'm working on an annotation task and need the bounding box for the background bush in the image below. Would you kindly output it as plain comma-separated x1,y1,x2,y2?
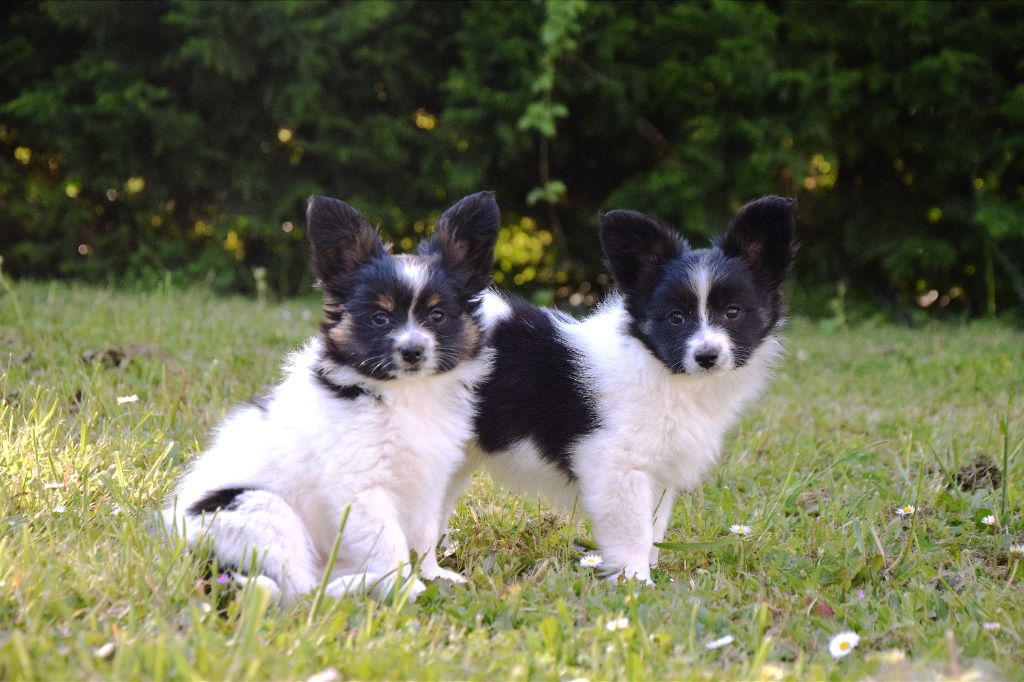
2,0,1022,319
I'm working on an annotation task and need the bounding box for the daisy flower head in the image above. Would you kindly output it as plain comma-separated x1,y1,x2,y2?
116,394,139,405
982,622,1001,631
94,642,116,659
605,617,629,632
981,515,996,526
828,631,860,659
53,504,67,514
579,554,603,568
895,504,915,517
1010,543,1024,557
705,634,735,650
730,524,752,537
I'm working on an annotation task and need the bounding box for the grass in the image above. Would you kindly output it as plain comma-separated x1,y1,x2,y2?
1,280,1022,680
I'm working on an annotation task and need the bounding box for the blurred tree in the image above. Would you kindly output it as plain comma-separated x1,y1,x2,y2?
1,0,1022,318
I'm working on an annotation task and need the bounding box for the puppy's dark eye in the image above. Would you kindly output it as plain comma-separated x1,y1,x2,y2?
371,311,389,326
430,309,446,323
724,305,742,320
667,310,684,325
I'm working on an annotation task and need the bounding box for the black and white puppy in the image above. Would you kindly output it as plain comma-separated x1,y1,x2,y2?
461,196,797,583
163,192,500,604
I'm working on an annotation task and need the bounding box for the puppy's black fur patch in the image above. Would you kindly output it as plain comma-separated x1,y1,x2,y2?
313,366,378,401
187,488,251,516
474,298,600,479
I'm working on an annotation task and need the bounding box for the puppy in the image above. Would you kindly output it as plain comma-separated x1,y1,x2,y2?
460,196,796,583
163,192,500,604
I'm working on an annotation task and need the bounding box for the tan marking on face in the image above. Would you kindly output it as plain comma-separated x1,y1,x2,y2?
322,298,345,317
377,294,395,311
327,315,354,345
425,293,443,309
460,313,481,357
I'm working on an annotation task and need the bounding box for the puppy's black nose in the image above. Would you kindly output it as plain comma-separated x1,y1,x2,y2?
399,345,424,365
695,350,718,369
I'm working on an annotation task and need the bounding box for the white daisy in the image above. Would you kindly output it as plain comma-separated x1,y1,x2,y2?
53,504,67,513
43,482,65,490
895,505,915,517
828,631,860,659
94,642,116,659
705,634,735,650
982,622,1000,631
116,394,139,404
1009,544,1024,557
605,617,629,632
981,515,996,526
305,668,340,682
730,524,752,536
579,554,603,568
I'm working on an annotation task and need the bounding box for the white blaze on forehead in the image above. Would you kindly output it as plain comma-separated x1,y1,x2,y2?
396,255,430,298
691,254,712,327
393,255,438,370
685,253,734,372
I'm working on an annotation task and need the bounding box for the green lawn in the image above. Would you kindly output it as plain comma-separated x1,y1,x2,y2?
1,281,1021,680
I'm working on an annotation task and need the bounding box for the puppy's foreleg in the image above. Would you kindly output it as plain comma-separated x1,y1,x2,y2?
583,469,656,584
417,458,476,584
650,488,676,567
172,489,321,604
325,492,426,600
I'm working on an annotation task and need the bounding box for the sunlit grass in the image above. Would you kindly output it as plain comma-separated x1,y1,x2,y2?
1,281,1021,680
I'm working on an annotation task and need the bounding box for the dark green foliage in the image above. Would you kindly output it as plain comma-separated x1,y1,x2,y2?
2,0,1022,317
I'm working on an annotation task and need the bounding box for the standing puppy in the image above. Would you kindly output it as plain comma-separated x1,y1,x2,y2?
468,196,797,582
164,192,500,604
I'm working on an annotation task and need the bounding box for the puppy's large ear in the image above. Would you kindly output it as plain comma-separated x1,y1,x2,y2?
600,210,685,298
720,196,797,289
421,192,500,293
307,195,387,283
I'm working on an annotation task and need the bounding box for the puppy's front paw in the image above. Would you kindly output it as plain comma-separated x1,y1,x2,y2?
325,572,384,599
421,566,468,584
405,577,428,601
231,573,283,604
365,573,428,602
604,568,654,587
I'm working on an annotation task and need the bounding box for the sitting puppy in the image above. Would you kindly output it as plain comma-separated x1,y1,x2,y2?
461,196,797,583
163,192,500,604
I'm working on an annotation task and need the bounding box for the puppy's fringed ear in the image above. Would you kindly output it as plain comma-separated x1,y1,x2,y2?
720,196,797,289
306,195,387,283
421,191,500,293
600,210,685,298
